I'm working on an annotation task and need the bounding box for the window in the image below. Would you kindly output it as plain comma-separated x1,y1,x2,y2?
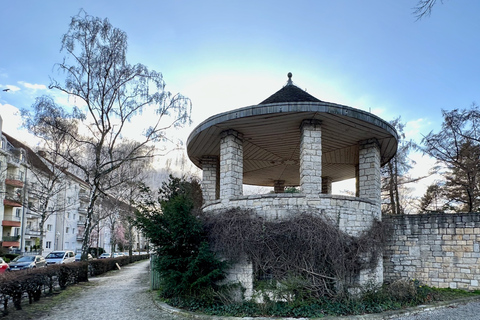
67,212,70,218
15,208,21,217
13,228,19,236
72,228,75,234
47,224,52,231
46,241,51,249
66,227,70,234
73,214,76,220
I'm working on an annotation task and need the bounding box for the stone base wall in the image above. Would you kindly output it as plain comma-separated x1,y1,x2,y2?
204,193,380,237
205,193,382,298
384,213,480,290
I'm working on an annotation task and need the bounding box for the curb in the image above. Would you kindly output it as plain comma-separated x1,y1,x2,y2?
149,292,480,320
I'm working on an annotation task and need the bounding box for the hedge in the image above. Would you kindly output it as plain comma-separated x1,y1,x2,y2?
0,254,149,315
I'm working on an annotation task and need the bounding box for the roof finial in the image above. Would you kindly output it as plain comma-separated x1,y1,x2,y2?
287,72,293,86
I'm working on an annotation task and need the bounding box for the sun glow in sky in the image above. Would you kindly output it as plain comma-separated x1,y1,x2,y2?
1,0,480,200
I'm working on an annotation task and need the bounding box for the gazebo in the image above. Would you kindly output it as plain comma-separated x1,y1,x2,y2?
187,73,398,297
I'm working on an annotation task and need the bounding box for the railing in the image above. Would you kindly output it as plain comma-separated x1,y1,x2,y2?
6,154,22,166
3,235,20,242
4,192,23,203
6,174,23,181
3,214,21,222
79,191,89,201
25,228,41,236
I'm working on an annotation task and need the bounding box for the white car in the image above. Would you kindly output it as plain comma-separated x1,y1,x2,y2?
45,251,76,265
98,253,111,259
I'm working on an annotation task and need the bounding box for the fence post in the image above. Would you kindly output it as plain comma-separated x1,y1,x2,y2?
150,255,161,290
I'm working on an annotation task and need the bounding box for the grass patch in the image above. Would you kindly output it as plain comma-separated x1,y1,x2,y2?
161,279,480,318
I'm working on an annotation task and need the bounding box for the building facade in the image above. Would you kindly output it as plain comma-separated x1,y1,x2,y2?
0,116,147,256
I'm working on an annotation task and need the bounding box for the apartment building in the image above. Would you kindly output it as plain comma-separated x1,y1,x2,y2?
0,130,27,252
0,117,148,256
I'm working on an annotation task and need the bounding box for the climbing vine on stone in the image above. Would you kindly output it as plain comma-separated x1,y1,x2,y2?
203,208,386,299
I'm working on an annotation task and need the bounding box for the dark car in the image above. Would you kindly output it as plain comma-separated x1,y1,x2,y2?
9,255,46,270
75,253,94,261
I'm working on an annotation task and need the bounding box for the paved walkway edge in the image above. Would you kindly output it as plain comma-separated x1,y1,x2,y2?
149,290,480,320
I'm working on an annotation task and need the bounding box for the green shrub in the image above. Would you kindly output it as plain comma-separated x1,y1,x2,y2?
135,176,226,302
168,279,480,318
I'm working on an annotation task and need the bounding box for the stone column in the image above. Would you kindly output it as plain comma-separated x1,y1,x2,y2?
356,139,383,289
274,180,285,193
358,139,381,204
300,119,322,196
220,129,244,200
201,156,219,204
321,176,333,194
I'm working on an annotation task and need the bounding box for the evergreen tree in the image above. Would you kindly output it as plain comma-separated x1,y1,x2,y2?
135,176,226,299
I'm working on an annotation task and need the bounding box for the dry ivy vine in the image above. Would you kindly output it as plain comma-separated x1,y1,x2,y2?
202,208,386,298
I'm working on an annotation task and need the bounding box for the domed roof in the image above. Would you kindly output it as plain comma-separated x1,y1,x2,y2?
187,73,398,187
259,74,322,104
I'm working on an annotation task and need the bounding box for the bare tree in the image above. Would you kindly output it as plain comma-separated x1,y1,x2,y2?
413,0,444,20
26,155,67,255
22,11,191,260
381,118,420,214
422,105,480,212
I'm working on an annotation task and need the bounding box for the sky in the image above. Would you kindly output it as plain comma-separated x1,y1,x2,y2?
1,0,480,199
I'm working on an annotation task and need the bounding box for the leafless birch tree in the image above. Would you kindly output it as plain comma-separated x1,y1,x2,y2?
22,11,191,260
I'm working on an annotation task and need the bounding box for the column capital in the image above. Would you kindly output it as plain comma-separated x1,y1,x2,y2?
220,129,244,141
300,119,322,130
359,138,380,150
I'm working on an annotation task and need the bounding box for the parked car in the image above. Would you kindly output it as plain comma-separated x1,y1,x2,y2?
9,255,46,270
45,251,75,265
74,253,94,261
98,253,111,259
0,258,9,273
112,253,123,258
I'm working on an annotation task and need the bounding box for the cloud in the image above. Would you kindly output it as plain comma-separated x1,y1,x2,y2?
404,118,433,143
18,81,47,91
0,103,41,146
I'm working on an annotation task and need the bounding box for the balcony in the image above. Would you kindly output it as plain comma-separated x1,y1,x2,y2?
2,216,21,227
26,207,40,219
6,154,22,167
5,174,24,188
77,220,85,227
79,190,89,202
4,192,22,207
78,206,87,214
25,228,41,237
2,235,20,248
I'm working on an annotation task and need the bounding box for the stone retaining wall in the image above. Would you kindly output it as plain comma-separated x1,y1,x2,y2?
384,213,480,290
